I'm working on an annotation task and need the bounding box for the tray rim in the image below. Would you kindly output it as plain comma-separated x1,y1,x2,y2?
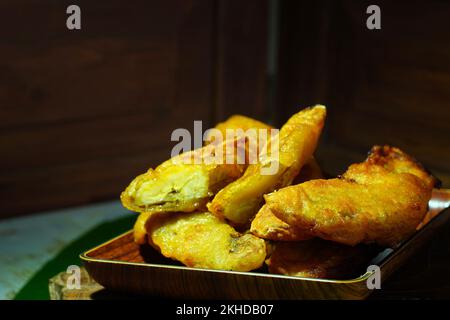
80,230,374,285
80,193,450,288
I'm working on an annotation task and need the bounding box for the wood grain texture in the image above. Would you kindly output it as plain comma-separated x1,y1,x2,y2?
213,0,268,122
0,0,215,218
0,0,269,218
277,0,450,186
82,231,372,300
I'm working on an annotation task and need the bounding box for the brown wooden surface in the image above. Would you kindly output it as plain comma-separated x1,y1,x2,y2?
0,0,213,218
81,231,372,300
0,0,268,219
213,0,268,121
277,0,450,186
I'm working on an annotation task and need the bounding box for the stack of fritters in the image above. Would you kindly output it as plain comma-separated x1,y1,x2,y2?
121,105,436,278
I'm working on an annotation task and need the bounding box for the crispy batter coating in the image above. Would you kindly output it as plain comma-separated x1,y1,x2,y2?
133,212,153,244
208,105,326,226
249,157,325,241
266,239,375,279
250,204,312,241
265,146,436,247
146,211,267,271
205,114,274,145
121,140,246,213
122,115,275,214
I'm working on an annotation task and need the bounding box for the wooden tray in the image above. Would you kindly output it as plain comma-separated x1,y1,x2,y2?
81,189,450,300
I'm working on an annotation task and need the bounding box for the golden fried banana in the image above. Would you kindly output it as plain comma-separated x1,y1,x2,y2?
121,140,246,214
133,212,153,244
205,114,274,145
250,204,312,241
122,115,275,214
208,105,326,226
265,146,437,247
266,239,375,279
250,157,323,241
147,211,267,271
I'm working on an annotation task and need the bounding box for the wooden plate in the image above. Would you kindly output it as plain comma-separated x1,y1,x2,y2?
80,189,450,300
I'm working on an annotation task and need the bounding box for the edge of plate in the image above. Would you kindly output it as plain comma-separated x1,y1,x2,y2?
79,230,374,285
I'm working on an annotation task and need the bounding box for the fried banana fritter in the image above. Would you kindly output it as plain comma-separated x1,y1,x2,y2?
133,211,153,244
122,115,275,214
265,146,437,247
146,211,266,271
266,239,375,279
208,105,326,226
121,140,246,213
249,157,324,241
250,204,312,241
205,114,274,145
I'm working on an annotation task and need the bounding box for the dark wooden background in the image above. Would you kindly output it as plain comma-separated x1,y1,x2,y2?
0,0,449,219
277,0,450,189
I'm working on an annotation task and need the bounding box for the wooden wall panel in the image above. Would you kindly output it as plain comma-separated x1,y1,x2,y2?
0,0,216,218
214,0,268,122
0,0,268,219
277,0,450,186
